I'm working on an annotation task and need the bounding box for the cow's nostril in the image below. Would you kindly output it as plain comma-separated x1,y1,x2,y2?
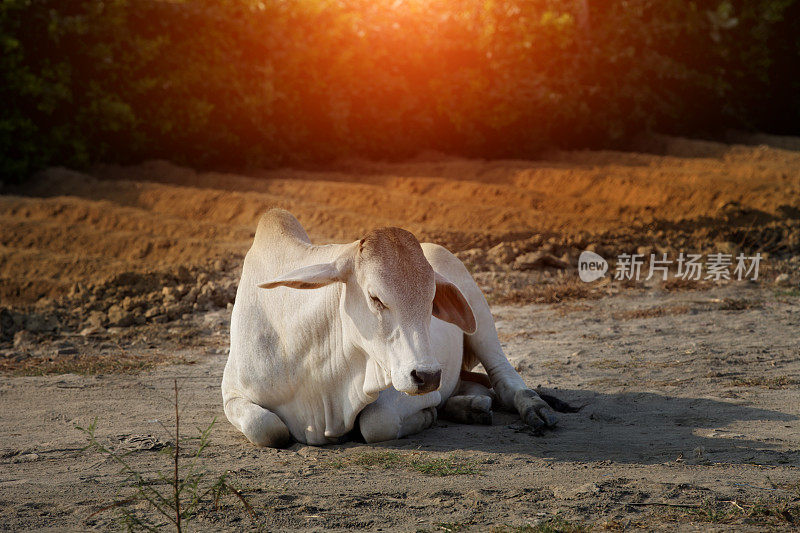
410,369,442,391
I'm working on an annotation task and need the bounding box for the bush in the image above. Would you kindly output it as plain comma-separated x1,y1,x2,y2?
1,0,798,182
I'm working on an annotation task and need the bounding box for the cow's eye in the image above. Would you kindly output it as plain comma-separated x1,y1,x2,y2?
370,295,386,311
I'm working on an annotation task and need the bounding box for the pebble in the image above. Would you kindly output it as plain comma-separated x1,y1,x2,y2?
13,330,33,348
107,304,133,327
513,251,569,270
85,310,106,329
486,242,517,265
11,453,40,463
79,326,103,336
23,313,59,333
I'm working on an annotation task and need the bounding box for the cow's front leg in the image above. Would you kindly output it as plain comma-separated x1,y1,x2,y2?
467,339,558,431
358,388,441,443
482,358,559,431
457,282,559,431
224,396,292,448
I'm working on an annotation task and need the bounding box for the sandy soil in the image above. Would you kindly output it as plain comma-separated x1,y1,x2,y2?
1,285,798,531
0,135,799,530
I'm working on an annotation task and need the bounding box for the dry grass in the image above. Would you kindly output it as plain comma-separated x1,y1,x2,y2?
728,376,798,390
611,305,691,321
662,278,713,292
491,279,603,305
587,376,696,388
657,497,800,527
0,351,190,376
540,359,571,370
552,303,594,316
718,298,763,311
0,322,215,376
498,330,558,342
591,358,686,370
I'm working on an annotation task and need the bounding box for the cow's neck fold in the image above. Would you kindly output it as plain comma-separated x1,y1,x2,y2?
301,292,392,442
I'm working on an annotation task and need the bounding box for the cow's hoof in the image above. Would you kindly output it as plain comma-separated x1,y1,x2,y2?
440,394,493,425
514,389,558,433
461,395,492,425
422,406,438,428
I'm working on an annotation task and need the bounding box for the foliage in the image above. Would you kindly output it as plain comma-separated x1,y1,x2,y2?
331,450,481,476
77,379,254,531
2,0,798,181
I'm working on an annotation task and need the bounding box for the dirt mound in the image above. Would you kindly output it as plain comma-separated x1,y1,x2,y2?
1,135,798,314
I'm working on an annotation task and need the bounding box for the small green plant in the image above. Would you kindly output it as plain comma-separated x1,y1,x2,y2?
492,517,590,533
435,522,471,532
661,497,799,526
78,380,255,531
774,287,800,299
695,499,744,523
332,451,480,476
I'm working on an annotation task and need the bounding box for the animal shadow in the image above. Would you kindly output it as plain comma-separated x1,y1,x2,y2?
380,389,799,466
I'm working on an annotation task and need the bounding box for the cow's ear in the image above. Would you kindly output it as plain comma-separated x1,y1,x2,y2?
259,245,355,290
258,262,347,289
432,272,477,334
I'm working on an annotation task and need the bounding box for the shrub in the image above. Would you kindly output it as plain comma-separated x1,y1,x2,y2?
1,0,798,182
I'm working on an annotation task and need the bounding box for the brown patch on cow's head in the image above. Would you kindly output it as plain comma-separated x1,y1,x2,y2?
355,227,435,309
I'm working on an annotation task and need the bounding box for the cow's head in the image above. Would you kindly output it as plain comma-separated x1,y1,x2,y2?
258,228,476,395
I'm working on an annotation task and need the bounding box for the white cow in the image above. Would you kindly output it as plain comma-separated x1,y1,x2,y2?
222,209,558,447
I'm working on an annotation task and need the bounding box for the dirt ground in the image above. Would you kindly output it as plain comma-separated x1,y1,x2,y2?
0,134,799,531
1,285,799,531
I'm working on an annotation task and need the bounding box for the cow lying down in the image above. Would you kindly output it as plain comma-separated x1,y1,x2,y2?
222,209,568,447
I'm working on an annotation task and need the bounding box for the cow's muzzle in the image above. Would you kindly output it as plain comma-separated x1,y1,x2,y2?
410,369,441,394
